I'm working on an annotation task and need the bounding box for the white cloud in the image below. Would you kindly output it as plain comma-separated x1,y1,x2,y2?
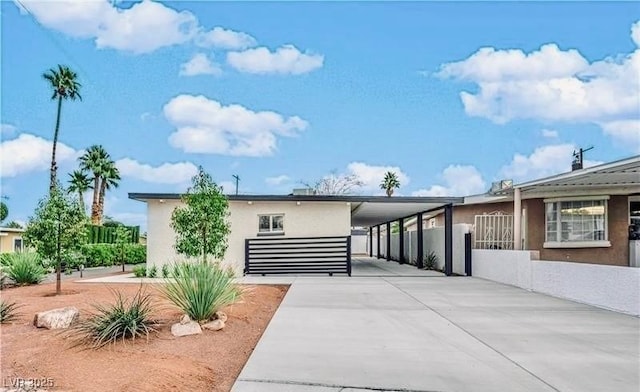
0,134,80,177
632,21,640,46
265,175,291,186
499,144,603,183
227,45,324,75
599,120,640,153
164,94,308,157
412,165,486,197
541,129,558,138
115,158,198,184
140,112,154,121
196,26,257,50
346,162,410,193
1,123,17,136
16,0,198,54
179,53,222,76
436,21,640,151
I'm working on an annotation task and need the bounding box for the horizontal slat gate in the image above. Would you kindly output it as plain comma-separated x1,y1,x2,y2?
245,236,351,276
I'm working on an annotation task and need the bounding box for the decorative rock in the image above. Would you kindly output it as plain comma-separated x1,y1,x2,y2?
171,321,202,337
33,307,79,329
214,311,227,323
180,314,191,325
202,319,225,331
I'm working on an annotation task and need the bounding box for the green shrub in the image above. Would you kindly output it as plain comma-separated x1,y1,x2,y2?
3,253,46,285
147,265,157,278
161,264,170,279
68,287,157,349
0,300,21,323
81,244,146,267
160,262,242,322
124,244,146,264
133,265,146,278
424,251,438,270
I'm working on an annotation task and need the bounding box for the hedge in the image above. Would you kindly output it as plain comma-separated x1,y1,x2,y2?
80,244,146,268
86,225,140,244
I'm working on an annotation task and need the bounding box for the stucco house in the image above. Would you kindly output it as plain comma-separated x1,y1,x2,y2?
407,155,640,267
0,227,25,254
129,193,461,275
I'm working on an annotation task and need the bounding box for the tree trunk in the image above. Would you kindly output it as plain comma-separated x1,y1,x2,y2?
56,220,61,295
49,96,63,194
91,177,101,225
202,226,207,264
96,180,107,225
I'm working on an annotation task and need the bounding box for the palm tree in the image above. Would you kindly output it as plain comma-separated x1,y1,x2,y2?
380,171,400,197
79,145,109,224
97,162,121,225
67,170,91,214
43,65,82,193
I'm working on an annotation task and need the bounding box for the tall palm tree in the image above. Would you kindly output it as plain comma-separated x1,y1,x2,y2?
67,170,91,215
380,171,400,197
79,145,109,224
97,162,121,225
43,65,82,193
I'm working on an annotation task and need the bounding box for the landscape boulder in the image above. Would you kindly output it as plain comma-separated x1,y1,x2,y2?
213,311,227,323
202,319,225,331
33,307,79,329
171,321,202,337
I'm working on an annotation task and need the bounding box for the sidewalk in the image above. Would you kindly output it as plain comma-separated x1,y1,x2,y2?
232,260,640,392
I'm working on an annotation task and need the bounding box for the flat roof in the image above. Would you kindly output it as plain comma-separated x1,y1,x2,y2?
129,193,463,227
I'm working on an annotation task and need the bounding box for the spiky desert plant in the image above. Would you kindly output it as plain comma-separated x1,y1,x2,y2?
3,252,46,285
160,262,242,322
68,287,157,349
0,300,21,323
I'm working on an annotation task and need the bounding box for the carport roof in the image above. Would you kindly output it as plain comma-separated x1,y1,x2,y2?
129,193,462,227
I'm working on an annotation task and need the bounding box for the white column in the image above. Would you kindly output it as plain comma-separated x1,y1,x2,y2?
514,188,522,250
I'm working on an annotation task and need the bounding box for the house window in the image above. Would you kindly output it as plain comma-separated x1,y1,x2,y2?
258,214,284,234
544,198,609,248
14,238,23,252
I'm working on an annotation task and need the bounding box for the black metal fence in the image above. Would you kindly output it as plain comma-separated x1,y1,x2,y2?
245,236,352,276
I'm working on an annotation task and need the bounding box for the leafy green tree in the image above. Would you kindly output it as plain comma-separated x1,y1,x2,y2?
171,167,230,264
0,201,7,223
23,185,87,295
114,226,131,272
380,171,401,197
43,65,82,193
68,169,91,215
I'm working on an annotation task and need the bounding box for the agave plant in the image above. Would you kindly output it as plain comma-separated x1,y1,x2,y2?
68,287,157,349
160,262,243,322
0,300,21,323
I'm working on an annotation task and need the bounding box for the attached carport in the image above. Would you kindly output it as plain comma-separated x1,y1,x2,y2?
347,196,463,276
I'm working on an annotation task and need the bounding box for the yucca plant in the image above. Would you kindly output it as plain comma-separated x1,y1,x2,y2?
68,287,157,349
3,252,46,285
0,300,21,323
160,262,242,322
424,251,438,270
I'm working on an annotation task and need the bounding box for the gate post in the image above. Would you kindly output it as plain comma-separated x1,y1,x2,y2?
464,232,472,276
444,204,453,276
346,236,352,276
244,238,250,275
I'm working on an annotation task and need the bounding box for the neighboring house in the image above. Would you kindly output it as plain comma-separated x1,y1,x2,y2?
0,227,25,254
410,155,640,267
129,193,461,275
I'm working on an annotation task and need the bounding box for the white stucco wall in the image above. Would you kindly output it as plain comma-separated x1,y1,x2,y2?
146,199,351,274
473,249,640,316
352,235,368,255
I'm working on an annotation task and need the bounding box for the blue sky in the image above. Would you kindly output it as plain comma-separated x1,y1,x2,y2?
1,1,639,231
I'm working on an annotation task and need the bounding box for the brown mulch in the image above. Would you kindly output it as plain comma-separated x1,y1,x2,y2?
0,281,288,391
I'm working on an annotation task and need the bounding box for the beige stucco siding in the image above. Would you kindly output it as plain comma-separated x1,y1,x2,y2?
146,199,351,274
0,232,24,253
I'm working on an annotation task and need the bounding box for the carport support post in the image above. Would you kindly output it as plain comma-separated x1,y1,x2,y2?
386,222,391,261
444,204,453,276
398,218,405,264
376,225,381,259
514,187,522,250
416,213,424,269
368,227,373,257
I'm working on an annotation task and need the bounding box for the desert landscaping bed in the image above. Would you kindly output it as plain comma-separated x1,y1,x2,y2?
0,281,288,391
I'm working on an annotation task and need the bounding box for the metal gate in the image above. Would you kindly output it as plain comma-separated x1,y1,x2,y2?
473,212,513,250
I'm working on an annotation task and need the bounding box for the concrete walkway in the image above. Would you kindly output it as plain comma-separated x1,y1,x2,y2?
233,258,640,392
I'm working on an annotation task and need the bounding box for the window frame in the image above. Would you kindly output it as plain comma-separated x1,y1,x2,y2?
543,196,610,248
257,214,285,236
14,237,23,252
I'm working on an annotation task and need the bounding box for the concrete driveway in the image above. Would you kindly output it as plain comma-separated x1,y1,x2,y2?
233,258,640,392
